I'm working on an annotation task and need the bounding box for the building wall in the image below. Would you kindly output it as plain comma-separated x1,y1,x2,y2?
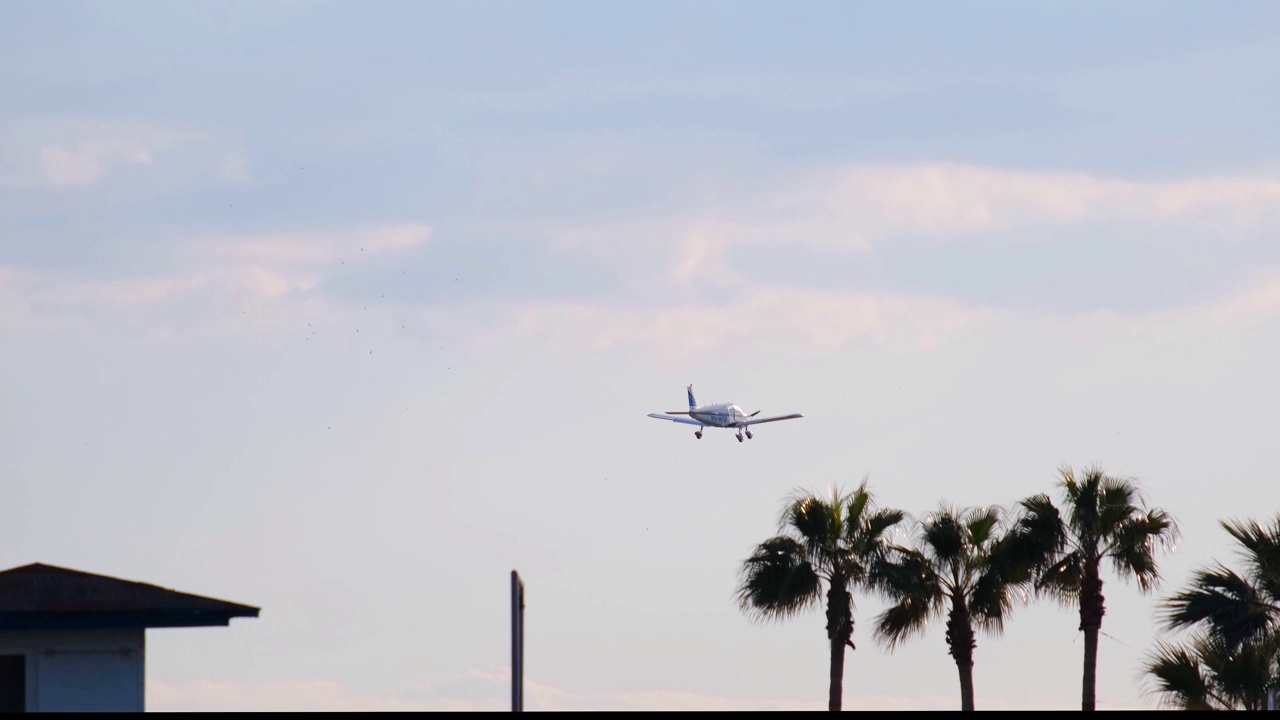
0,628,145,712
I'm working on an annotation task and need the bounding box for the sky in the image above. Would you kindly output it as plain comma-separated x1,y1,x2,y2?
2,0,1280,711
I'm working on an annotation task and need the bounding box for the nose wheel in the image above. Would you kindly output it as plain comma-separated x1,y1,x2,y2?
695,429,703,439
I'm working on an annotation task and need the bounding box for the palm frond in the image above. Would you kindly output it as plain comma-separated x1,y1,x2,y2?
994,494,1065,585
1142,638,1218,710
1205,631,1280,711
870,548,943,599
969,565,1024,634
965,505,1003,548
1058,464,1082,504
844,478,871,535
737,535,823,623
841,478,873,541
861,508,908,549
1161,564,1277,650
1222,516,1280,603
1059,464,1105,541
1097,474,1141,535
869,548,944,650
784,491,841,563
873,595,938,652
922,511,966,568
1143,507,1180,551
1142,629,1280,711
1108,530,1159,593
1036,551,1085,603
1108,508,1178,593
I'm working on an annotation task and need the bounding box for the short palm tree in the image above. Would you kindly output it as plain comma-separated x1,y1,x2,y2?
869,504,1022,711
1000,464,1178,711
1142,628,1279,710
1161,515,1280,653
737,479,905,711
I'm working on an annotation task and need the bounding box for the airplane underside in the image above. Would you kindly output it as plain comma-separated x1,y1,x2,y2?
691,424,753,442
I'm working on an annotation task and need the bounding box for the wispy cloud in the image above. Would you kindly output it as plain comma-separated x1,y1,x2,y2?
708,162,1280,252
1169,267,1280,325
468,257,1280,357
543,162,1280,319
36,139,153,186
0,115,272,193
0,116,185,189
0,264,324,333
0,223,431,329
6,158,1280,353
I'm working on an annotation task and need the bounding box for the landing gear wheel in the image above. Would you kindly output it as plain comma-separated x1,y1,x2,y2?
745,430,753,440
737,434,744,442
695,430,703,439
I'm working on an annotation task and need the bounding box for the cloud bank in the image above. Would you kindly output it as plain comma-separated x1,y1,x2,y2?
4,160,1279,355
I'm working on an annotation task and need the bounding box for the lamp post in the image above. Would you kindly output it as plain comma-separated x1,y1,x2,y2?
511,570,524,712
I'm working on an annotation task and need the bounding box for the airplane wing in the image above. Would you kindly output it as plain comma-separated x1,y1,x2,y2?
647,413,704,426
735,413,804,427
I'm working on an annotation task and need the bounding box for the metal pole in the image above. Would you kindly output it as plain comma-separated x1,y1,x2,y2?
511,570,524,712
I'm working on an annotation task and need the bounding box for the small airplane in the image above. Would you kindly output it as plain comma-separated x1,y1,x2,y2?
648,384,804,442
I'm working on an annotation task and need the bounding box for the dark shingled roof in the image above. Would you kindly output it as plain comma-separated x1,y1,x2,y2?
0,563,260,630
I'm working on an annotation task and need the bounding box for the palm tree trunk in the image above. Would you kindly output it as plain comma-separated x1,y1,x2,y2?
1079,565,1105,711
1082,623,1099,711
946,597,976,711
828,627,845,712
825,580,854,711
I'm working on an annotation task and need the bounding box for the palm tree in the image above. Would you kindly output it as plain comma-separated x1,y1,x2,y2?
1142,629,1279,710
737,479,906,711
1000,464,1178,711
1161,515,1280,653
1148,514,1280,710
869,504,1022,711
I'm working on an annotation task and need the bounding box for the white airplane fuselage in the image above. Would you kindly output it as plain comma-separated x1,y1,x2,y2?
688,402,749,428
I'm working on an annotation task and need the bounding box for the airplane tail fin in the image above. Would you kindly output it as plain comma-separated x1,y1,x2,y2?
687,384,697,410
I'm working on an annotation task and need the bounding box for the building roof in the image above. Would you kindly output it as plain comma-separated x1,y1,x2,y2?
0,563,260,631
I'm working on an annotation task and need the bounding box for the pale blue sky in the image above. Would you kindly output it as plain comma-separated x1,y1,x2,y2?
3,1,1280,710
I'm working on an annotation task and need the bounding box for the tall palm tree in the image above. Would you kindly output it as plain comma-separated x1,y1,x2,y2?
1142,629,1280,710
737,479,905,711
1000,464,1178,711
1161,515,1280,653
869,504,1022,711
